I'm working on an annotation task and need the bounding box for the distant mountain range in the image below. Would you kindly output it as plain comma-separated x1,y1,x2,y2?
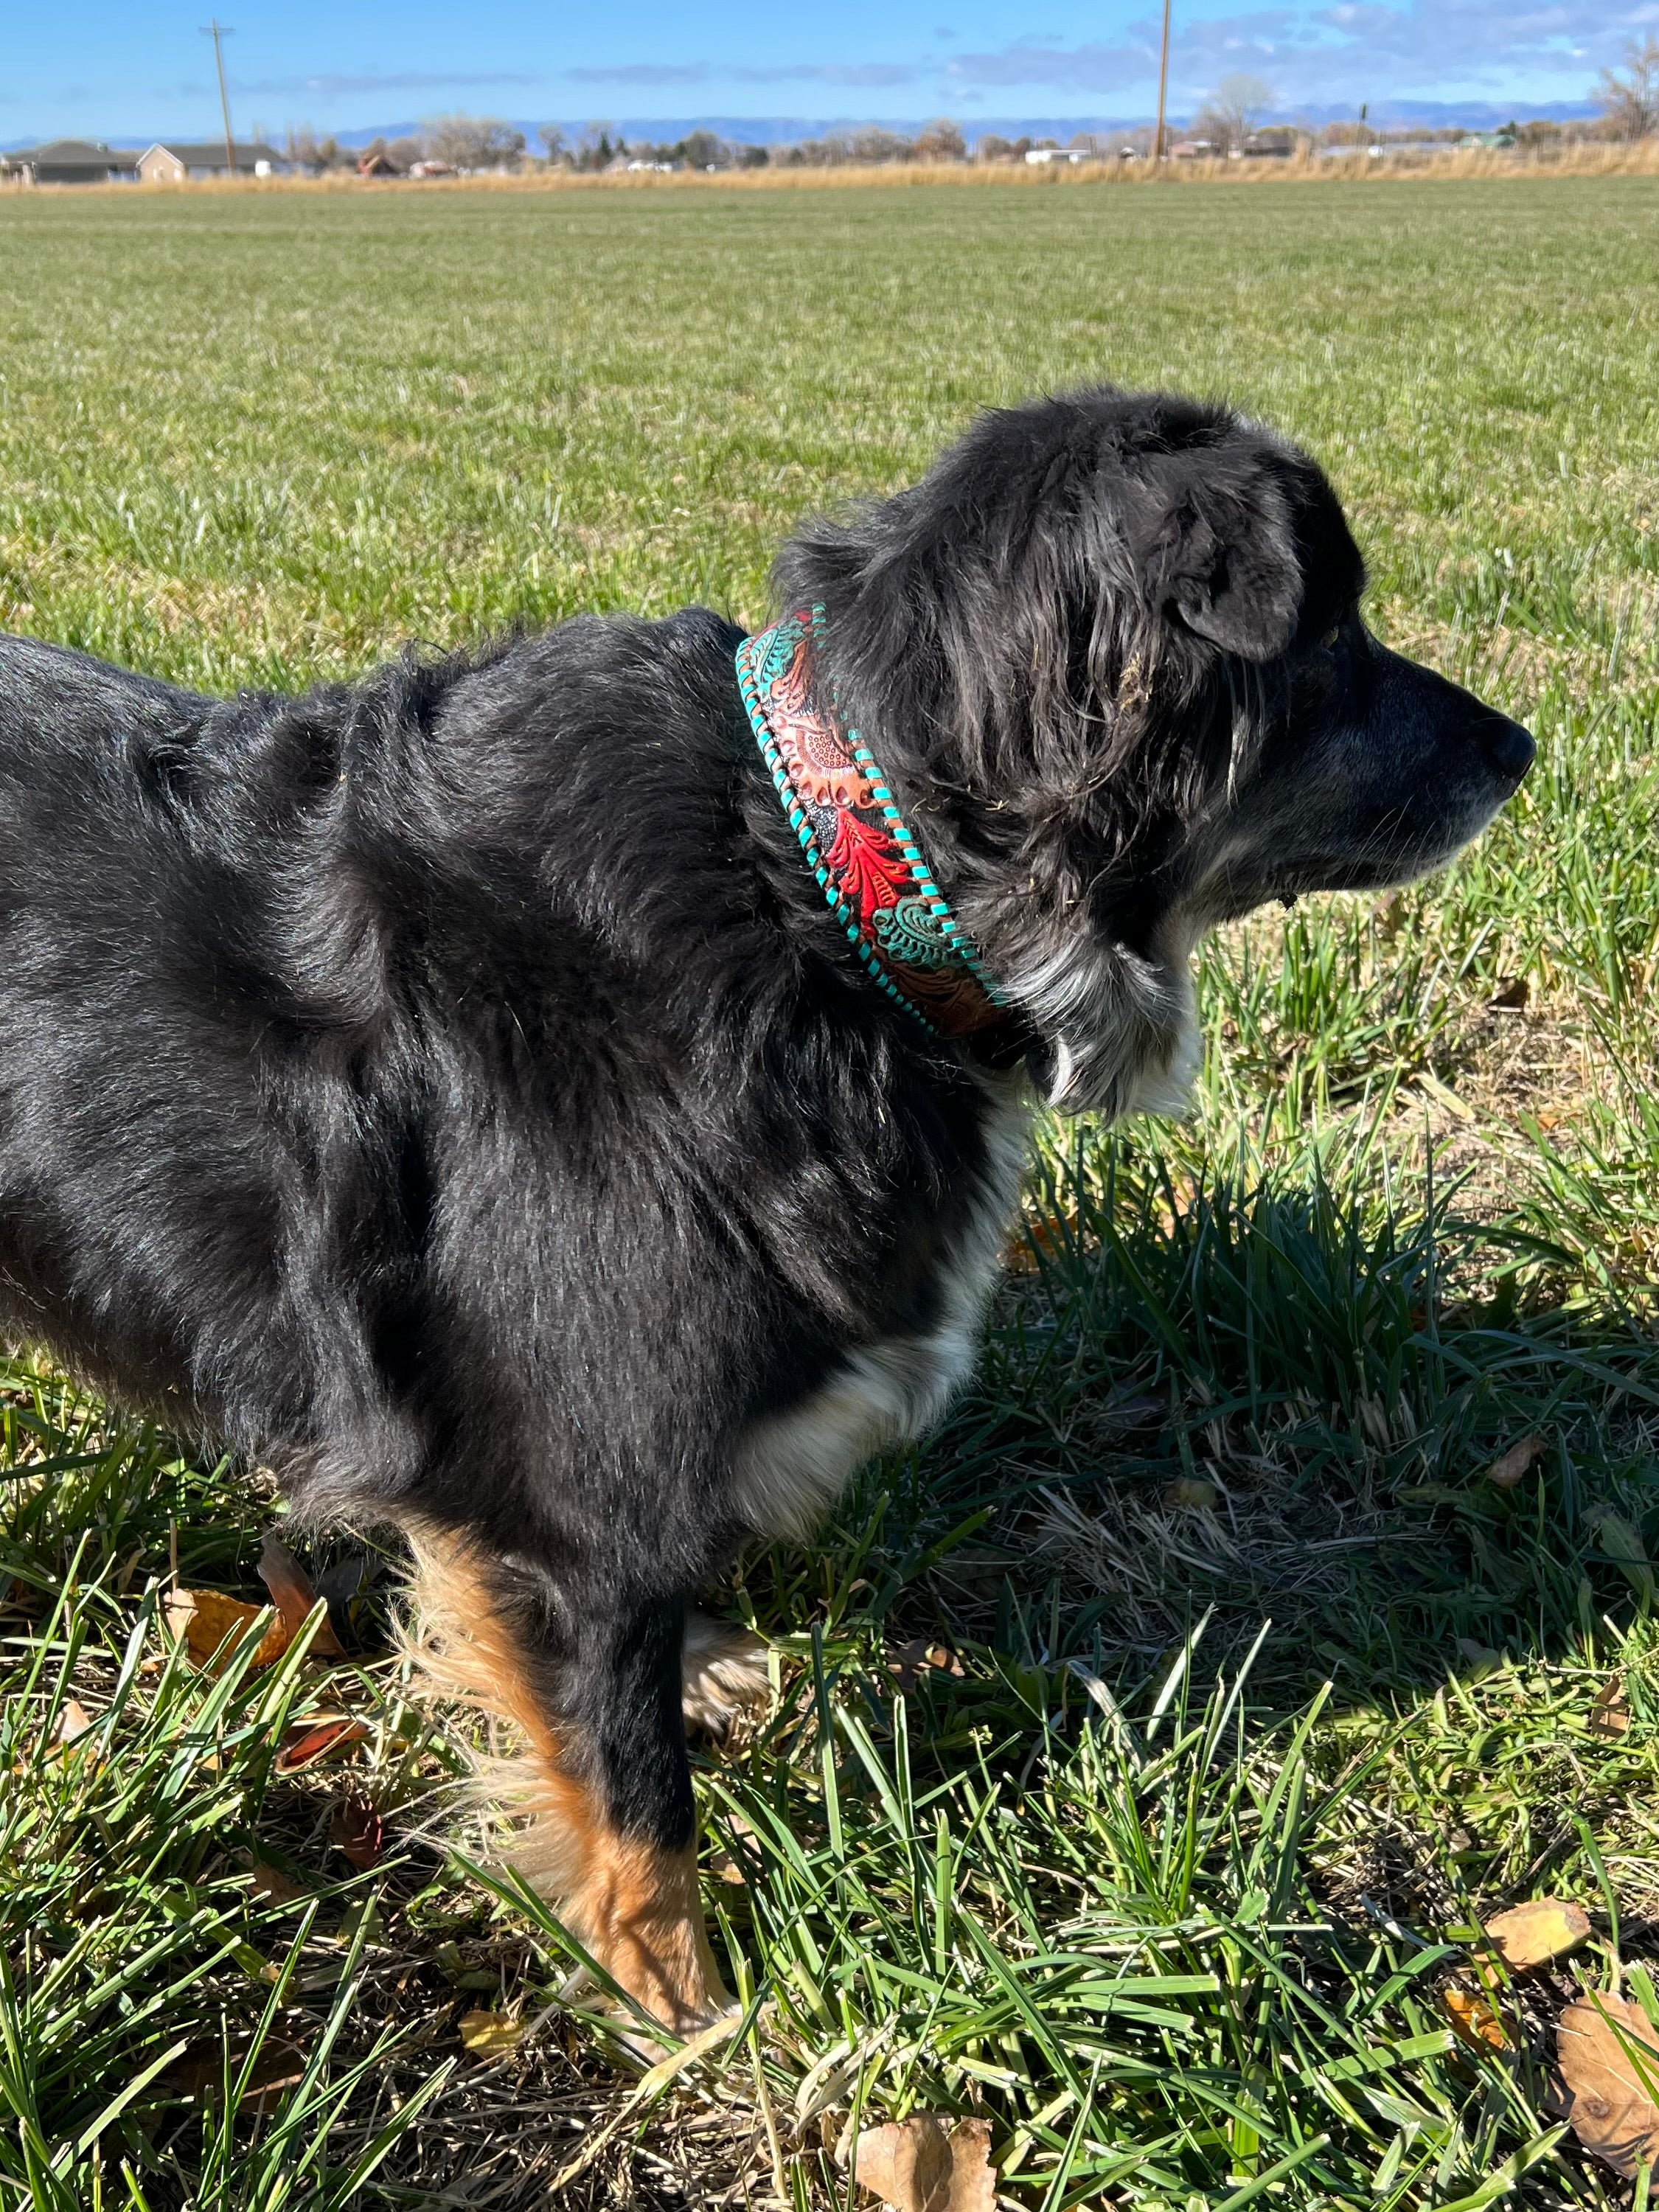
2,98,1601,156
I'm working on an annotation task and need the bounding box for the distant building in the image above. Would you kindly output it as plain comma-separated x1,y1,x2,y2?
4,140,139,185
1024,146,1086,164
136,141,285,182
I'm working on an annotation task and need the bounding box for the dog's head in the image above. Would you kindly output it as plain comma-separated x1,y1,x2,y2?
776,386,1533,1113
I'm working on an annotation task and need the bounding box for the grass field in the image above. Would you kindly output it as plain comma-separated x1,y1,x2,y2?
1,176,1658,2208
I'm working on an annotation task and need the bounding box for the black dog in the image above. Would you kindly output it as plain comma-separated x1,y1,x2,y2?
0,388,1531,2029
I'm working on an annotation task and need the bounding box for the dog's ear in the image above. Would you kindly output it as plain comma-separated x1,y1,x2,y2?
1134,462,1302,663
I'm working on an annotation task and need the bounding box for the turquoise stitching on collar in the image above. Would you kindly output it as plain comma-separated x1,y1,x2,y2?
735,603,1007,1038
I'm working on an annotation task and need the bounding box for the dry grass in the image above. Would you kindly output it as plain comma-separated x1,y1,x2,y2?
10,136,1659,202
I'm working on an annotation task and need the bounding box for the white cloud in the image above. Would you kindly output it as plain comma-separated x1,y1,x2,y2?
942,0,1659,100
236,69,543,97
567,63,709,86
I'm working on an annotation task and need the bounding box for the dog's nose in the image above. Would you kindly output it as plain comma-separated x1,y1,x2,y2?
1478,712,1534,785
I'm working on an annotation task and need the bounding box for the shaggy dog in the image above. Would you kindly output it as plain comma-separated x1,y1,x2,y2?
0,387,1531,2032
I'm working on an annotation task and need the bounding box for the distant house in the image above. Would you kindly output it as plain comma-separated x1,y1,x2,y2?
7,140,139,185
1024,145,1087,165
136,140,284,182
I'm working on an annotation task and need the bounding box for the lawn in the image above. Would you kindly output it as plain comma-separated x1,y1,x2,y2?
1,175,1658,2208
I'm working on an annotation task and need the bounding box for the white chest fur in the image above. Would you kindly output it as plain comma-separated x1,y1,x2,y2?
729,1089,1032,1541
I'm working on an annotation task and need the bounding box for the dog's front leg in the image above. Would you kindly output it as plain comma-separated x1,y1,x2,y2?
404,1527,729,2036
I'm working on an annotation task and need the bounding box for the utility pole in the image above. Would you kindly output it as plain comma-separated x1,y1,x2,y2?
201,20,236,178
1153,0,1173,163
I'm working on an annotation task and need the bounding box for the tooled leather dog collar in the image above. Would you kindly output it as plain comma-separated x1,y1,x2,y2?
736,605,1011,1041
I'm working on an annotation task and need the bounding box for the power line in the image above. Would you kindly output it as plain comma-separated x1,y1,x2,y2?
201,21,235,178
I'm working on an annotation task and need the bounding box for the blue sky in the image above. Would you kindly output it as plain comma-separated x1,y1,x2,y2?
7,1,1654,142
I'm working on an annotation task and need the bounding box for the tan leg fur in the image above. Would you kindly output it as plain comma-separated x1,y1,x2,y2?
400,1524,730,2034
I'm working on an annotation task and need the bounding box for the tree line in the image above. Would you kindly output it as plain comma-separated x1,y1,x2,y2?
283,46,1659,181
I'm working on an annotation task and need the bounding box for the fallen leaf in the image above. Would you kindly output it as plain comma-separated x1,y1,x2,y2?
314,1552,370,1650
887,1641,965,1694
1004,1208,1080,1273
1444,1985,1509,2051
852,2117,995,2212
164,1588,288,1674
335,1898,383,1946
1556,1992,1659,2178
246,1860,306,1905
164,2035,307,2101
1590,1675,1630,1739
1162,1477,1220,1512
1485,1900,1591,1969
1484,1434,1547,1490
329,1792,383,1868
276,1714,370,1771
49,1699,97,1757
257,1531,344,1656
459,2009,522,2056
850,2116,995,2212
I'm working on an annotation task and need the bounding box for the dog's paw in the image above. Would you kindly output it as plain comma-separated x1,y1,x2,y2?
681,1612,771,1735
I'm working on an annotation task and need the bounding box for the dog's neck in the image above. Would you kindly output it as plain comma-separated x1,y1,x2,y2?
736,606,1012,1043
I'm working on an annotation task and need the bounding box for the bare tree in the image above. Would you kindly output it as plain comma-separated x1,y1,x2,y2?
681,128,723,168
574,124,616,170
1596,36,1659,140
285,126,347,174
422,115,527,173
1194,72,1276,153
538,124,567,166
914,118,967,161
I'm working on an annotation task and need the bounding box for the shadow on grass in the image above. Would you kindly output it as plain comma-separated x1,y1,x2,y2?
739,1129,1659,1714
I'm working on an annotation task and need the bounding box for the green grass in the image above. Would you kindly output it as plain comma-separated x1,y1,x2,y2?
1,177,1658,2206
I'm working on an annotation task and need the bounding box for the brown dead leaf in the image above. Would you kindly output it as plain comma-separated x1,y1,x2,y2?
276,1714,370,1771
329,1792,383,1869
887,1641,966,1694
49,1699,96,1756
1590,1675,1631,1739
1556,1992,1659,2178
850,2117,995,2212
458,2009,522,2056
1444,1985,1509,2051
246,1860,306,1905
164,2035,307,2101
1004,1208,1081,1273
164,1588,289,1674
1484,1433,1547,1490
1485,1899,1591,1969
257,1531,344,1656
